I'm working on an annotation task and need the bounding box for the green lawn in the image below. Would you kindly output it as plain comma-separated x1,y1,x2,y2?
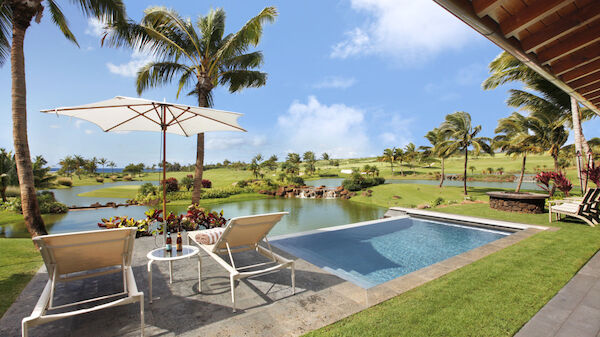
78,185,140,199
306,203,600,337
0,238,42,319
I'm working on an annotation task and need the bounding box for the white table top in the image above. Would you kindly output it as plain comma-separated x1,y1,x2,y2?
147,245,199,261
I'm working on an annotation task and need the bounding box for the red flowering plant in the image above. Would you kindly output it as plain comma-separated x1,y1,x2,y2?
98,205,228,237
552,172,573,197
161,177,179,192
583,161,600,187
201,179,212,188
535,171,554,194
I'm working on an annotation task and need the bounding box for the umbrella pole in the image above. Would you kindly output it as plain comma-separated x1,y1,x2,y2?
162,106,168,245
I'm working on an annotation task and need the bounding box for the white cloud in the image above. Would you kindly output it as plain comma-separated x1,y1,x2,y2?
314,76,357,89
49,124,60,129
107,49,154,78
85,18,105,37
277,96,370,158
379,132,396,144
205,134,267,151
251,135,267,147
74,120,85,128
378,114,413,148
331,0,477,63
84,129,94,135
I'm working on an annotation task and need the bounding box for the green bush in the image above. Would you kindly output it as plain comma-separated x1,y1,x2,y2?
57,177,73,187
342,174,385,191
288,176,304,185
95,177,104,183
7,191,68,214
138,183,157,196
432,197,444,207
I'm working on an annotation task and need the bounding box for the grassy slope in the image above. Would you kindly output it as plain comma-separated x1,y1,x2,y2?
0,239,42,319
78,185,140,199
306,190,599,336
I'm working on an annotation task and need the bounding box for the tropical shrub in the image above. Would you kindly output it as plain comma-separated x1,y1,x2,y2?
139,183,157,196
8,191,68,214
535,171,554,193
432,197,444,207
342,173,385,191
553,172,573,196
123,175,133,181
535,171,573,196
288,176,304,186
181,175,194,191
96,177,104,183
162,177,178,192
201,179,212,188
57,177,73,187
110,175,119,181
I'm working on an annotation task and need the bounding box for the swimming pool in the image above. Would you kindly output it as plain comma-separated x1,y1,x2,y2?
271,216,511,288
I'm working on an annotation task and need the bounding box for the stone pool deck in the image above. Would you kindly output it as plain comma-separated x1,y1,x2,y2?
0,225,542,337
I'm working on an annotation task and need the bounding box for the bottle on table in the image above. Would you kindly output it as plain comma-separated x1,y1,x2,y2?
176,231,182,252
165,231,172,251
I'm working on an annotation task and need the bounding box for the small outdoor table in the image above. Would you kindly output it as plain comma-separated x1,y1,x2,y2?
146,245,201,303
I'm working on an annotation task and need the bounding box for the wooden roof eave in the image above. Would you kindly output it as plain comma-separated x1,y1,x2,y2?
433,0,600,117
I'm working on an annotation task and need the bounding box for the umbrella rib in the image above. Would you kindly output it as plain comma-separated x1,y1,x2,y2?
166,106,189,137
41,103,155,112
166,107,189,126
105,106,161,132
169,106,246,132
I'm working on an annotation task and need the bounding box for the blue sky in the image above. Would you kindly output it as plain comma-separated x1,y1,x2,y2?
0,0,598,167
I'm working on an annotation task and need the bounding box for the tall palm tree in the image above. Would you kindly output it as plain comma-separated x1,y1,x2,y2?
422,127,452,187
493,112,540,192
0,0,126,237
440,112,493,195
483,52,595,178
98,157,108,174
527,109,568,172
104,6,277,204
395,148,405,176
403,143,418,169
382,148,396,174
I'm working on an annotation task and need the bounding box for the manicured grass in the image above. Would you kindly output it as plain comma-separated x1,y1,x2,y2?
0,210,26,223
307,203,600,337
78,185,141,199
167,193,270,206
0,238,42,319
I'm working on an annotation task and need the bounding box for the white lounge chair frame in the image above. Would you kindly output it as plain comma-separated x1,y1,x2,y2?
22,228,144,337
189,212,295,312
549,188,599,227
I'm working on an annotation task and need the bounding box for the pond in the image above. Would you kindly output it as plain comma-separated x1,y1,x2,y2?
49,180,158,207
0,195,385,239
305,177,542,191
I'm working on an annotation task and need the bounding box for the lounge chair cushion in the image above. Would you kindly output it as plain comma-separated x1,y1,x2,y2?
552,202,580,213
194,227,225,245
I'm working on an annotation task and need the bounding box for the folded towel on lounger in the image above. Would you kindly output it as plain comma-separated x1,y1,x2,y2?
195,227,225,245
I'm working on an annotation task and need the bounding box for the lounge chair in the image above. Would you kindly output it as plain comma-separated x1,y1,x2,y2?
549,188,599,227
22,228,144,337
189,212,295,312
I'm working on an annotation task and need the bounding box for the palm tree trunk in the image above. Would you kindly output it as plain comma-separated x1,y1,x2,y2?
191,88,210,204
463,148,468,195
516,155,526,193
399,160,403,176
439,157,445,188
1,187,6,202
11,18,47,237
571,97,587,188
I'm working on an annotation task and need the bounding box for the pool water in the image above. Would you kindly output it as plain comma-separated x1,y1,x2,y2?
272,217,509,288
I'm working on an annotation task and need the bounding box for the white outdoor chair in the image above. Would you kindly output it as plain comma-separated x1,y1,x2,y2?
549,188,599,227
189,212,295,312
22,228,144,337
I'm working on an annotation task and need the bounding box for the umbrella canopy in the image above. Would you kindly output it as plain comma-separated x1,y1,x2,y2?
42,96,246,243
41,96,246,135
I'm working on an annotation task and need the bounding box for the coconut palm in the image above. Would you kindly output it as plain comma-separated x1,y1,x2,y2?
403,143,418,169
104,6,277,204
382,148,396,174
493,112,541,192
527,109,568,172
468,166,476,175
395,148,405,176
440,112,493,195
422,127,453,187
98,157,108,174
0,0,126,237
0,149,14,202
483,52,595,178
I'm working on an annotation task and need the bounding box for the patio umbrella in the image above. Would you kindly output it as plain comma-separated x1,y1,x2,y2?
41,96,246,242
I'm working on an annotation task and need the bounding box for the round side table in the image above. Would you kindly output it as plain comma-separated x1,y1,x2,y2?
146,245,201,303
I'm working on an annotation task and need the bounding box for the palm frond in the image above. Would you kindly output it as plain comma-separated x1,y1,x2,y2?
47,0,78,46
0,2,11,65
136,61,191,95
73,0,126,24
219,70,266,92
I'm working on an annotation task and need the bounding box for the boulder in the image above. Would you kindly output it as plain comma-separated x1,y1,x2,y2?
392,195,401,199
417,204,430,209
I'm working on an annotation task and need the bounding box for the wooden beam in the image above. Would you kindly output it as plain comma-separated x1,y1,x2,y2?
473,0,503,18
569,71,600,90
550,42,600,75
578,81,600,95
500,0,573,37
585,92,600,102
537,25,600,65
521,2,600,53
591,98,600,106
562,59,600,83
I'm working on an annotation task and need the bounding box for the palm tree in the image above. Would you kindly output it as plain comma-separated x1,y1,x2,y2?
321,153,330,161
0,0,126,237
403,143,418,170
527,110,568,172
395,148,405,176
0,149,14,202
440,112,493,195
493,112,540,192
98,158,108,174
108,161,116,173
382,148,396,174
469,166,476,175
422,127,452,187
483,52,595,181
104,7,277,204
